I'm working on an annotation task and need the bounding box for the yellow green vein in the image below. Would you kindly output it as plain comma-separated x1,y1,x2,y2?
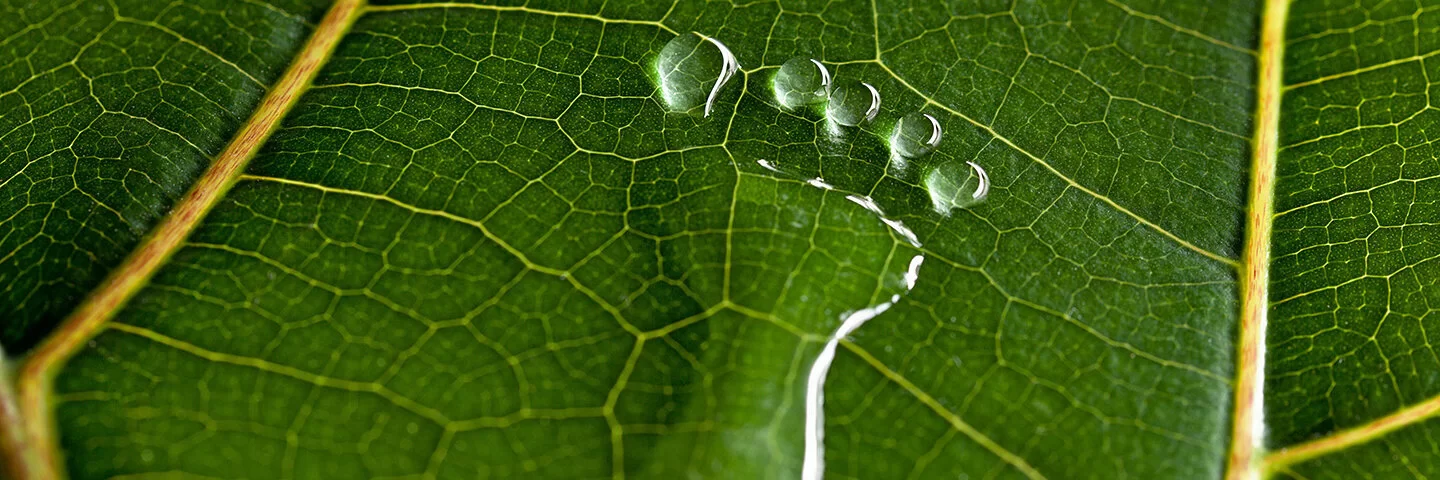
7,0,366,477
1228,0,1287,478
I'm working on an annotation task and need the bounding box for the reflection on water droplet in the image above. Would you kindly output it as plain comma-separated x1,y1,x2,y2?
656,32,740,117
807,178,835,190
773,57,830,108
891,112,942,158
845,195,920,247
845,194,884,216
926,161,990,214
904,255,923,289
826,81,880,127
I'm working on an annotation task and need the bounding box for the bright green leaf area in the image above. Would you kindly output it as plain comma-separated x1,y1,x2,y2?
0,0,1434,478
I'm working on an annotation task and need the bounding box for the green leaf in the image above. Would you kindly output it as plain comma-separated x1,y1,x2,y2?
0,0,335,351
0,0,1435,479
1261,0,1440,477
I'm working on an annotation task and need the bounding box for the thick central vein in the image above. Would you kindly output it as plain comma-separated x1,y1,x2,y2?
7,1,366,477
1228,0,1288,479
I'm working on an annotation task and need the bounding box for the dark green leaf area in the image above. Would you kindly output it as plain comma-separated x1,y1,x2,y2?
1264,0,1440,450
0,0,331,352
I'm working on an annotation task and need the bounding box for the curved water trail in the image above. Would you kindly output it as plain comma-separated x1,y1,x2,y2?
802,251,924,480
759,158,929,480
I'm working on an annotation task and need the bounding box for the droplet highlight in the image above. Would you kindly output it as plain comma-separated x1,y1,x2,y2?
773,57,831,108
926,161,990,213
891,112,942,158
656,32,740,117
826,81,880,127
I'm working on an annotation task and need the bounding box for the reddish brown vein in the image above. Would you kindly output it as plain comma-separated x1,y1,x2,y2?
1228,0,1288,478
0,357,35,480
1264,397,1440,472
5,1,364,477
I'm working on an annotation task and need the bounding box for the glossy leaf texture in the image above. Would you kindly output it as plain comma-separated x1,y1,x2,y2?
1265,0,1440,478
0,0,1432,479
0,0,334,352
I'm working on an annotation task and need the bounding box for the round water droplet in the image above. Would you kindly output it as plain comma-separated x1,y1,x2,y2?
773,57,830,108
656,32,740,117
926,161,990,213
826,81,880,127
891,112,942,158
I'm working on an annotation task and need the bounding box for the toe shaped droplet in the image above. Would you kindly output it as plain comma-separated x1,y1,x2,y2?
773,57,831,108
826,81,880,127
656,32,740,117
926,161,990,214
890,112,942,158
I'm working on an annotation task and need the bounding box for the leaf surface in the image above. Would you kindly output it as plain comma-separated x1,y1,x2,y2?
1263,0,1440,477
0,0,1435,479
0,0,333,351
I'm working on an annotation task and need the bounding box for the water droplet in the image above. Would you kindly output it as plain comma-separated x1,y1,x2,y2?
826,81,880,127
926,161,990,214
773,57,830,108
891,112,942,158
656,32,740,117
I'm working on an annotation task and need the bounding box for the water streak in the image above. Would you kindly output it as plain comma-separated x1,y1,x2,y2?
803,254,924,480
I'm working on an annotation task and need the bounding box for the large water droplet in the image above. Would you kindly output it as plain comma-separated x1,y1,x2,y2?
656,32,740,117
773,57,830,108
826,81,880,127
891,112,942,158
926,161,990,214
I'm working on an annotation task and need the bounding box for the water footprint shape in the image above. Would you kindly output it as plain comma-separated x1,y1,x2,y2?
651,34,996,480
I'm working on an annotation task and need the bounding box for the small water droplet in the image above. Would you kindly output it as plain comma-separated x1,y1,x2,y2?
926,161,990,214
773,57,830,108
826,81,880,127
656,32,740,117
891,112,942,158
